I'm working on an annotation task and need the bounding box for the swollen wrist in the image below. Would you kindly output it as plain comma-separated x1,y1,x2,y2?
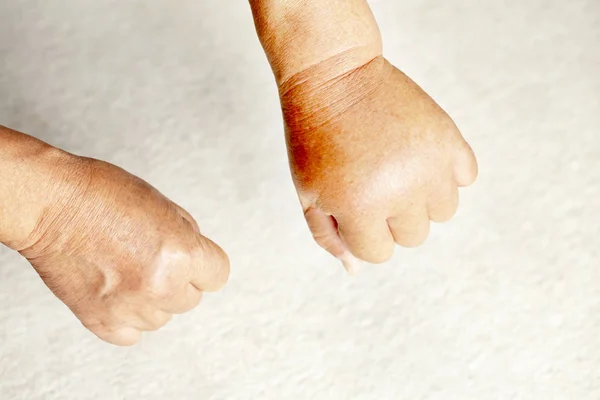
279,55,388,135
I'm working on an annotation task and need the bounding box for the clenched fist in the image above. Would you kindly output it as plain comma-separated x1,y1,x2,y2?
9,150,229,346
280,55,478,272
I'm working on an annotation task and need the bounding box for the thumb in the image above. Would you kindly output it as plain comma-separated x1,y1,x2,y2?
189,234,230,292
304,207,361,275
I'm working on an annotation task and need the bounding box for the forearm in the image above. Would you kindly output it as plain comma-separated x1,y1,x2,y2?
249,0,383,86
0,126,79,250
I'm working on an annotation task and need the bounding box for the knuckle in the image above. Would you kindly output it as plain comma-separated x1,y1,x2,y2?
159,241,193,265
148,279,174,300
148,243,191,299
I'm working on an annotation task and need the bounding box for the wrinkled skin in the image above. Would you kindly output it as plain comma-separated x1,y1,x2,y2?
14,154,230,346
280,56,478,272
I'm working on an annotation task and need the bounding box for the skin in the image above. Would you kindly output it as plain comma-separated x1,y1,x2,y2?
250,0,478,272
0,0,477,345
0,126,229,346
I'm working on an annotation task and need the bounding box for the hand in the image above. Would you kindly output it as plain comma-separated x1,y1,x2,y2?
14,154,229,346
280,56,478,272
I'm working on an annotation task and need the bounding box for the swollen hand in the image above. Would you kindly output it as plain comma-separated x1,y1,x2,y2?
15,155,229,346
280,56,478,272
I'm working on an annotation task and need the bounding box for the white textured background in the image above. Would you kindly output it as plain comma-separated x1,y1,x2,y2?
0,1,599,399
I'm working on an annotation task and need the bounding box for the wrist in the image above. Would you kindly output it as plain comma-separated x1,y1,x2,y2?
280,55,389,135
0,127,89,251
250,0,383,86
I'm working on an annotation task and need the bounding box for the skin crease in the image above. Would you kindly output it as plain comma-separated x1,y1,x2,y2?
282,56,478,270
0,126,230,346
250,0,478,272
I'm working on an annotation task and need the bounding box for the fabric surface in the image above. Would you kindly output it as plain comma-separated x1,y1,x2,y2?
0,0,598,399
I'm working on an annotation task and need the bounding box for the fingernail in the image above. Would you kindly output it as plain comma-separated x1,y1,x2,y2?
339,252,361,276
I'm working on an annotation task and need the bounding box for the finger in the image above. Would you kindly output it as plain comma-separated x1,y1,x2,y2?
387,208,430,248
161,284,204,314
133,309,173,332
454,140,478,187
188,234,230,292
304,207,361,274
336,214,395,264
173,203,200,233
427,182,459,223
86,300,171,333
83,321,142,347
